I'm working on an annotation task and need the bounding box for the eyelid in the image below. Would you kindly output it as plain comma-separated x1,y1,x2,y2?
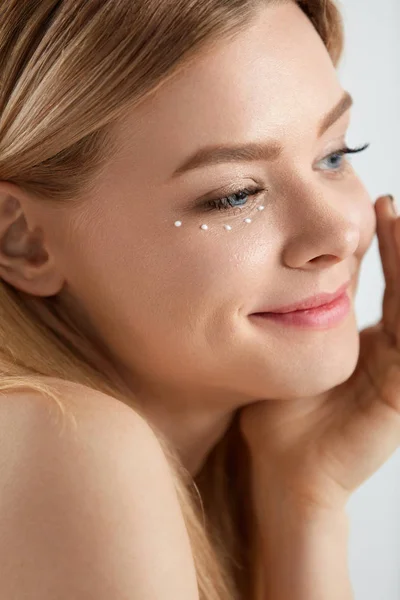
315,142,348,167
319,134,347,155
196,180,262,205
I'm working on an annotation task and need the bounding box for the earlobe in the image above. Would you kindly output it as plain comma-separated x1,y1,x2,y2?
0,186,65,297
0,254,65,297
0,239,65,298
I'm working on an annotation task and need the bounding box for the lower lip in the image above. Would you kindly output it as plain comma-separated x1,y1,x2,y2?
251,291,351,329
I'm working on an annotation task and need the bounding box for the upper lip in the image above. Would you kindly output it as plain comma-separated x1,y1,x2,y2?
253,280,351,314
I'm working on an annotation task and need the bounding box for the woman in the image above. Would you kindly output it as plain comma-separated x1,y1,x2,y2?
0,0,398,597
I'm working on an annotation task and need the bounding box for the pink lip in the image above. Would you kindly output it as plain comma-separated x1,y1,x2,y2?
253,280,351,314
250,280,352,329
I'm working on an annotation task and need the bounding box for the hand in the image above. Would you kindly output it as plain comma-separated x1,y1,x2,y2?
239,194,400,514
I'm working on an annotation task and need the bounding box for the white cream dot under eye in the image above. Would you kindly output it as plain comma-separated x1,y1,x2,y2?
174,204,266,231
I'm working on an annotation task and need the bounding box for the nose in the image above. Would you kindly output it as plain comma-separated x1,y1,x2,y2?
281,186,360,270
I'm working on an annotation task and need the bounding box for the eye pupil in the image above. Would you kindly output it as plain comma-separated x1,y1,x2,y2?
228,192,243,203
328,152,344,169
227,190,248,206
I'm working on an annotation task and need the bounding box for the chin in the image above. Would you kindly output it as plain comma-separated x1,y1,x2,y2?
237,318,361,401
275,330,360,400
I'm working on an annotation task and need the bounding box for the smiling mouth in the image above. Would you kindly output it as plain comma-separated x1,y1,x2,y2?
250,287,352,330
252,280,352,315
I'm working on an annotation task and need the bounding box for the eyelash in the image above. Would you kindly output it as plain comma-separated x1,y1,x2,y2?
203,142,370,212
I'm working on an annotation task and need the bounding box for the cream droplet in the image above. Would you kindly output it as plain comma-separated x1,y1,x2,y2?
174,221,182,227
244,218,252,223
223,225,232,231
257,205,265,211
200,224,208,230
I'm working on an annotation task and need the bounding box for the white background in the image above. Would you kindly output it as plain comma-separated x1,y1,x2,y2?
336,0,400,597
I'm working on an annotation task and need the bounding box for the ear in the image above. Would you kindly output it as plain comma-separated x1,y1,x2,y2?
0,182,65,297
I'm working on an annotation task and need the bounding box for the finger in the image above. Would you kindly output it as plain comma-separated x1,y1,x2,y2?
375,195,400,343
340,375,400,493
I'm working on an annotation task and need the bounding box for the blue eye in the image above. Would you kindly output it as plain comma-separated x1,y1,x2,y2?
319,143,370,171
204,186,265,212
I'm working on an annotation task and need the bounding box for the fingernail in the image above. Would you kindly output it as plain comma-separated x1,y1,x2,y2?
388,195,397,215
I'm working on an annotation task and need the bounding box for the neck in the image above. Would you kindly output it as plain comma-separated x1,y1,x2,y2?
140,398,237,476
84,350,246,475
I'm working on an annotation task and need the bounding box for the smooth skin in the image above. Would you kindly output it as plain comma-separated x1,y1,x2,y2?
0,380,199,599
0,1,397,598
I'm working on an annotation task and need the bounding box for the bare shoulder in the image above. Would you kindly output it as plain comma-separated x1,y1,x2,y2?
0,374,150,421
0,375,159,450
0,378,199,599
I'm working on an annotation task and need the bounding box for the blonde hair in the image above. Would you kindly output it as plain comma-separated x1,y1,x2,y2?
0,1,344,597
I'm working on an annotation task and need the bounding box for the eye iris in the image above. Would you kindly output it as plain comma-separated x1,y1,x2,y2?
227,190,247,206
329,152,343,167
204,186,264,212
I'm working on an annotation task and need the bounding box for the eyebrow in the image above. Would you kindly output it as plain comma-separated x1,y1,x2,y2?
171,90,353,178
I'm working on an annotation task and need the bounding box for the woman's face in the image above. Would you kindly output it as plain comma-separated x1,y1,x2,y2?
43,1,376,404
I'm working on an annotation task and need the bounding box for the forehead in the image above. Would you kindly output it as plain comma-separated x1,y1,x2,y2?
109,2,343,183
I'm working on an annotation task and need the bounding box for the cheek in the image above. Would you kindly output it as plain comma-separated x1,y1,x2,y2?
169,221,274,290
356,188,377,259
123,223,276,332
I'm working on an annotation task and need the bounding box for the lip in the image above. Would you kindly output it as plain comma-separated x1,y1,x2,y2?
252,280,351,315
251,290,351,329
